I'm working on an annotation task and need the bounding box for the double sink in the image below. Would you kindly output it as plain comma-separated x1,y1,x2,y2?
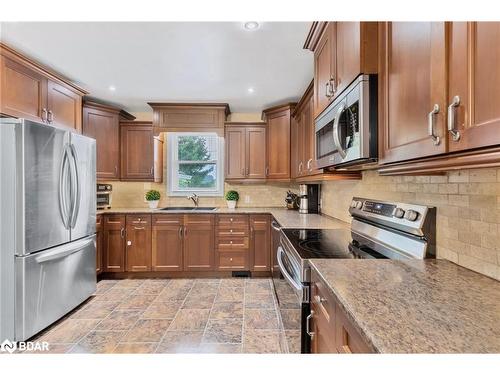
158,207,217,212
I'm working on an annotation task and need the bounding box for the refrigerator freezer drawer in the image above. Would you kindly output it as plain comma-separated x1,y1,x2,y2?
15,236,97,341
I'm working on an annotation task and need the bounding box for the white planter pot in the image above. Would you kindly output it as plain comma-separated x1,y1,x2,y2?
148,200,159,209
226,200,237,209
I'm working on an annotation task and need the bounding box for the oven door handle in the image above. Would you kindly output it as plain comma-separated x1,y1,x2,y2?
332,102,347,159
271,221,281,232
277,246,303,292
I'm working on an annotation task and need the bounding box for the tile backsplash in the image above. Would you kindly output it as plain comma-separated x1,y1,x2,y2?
321,169,500,281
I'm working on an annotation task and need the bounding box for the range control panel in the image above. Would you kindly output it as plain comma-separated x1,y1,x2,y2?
362,201,396,217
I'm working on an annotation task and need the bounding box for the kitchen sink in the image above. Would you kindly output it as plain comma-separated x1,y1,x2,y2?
158,207,217,212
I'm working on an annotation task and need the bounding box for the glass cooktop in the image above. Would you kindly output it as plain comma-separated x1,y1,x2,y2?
281,228,388,260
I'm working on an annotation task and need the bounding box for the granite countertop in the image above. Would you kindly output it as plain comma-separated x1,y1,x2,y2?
309,259,500,353
97,207,349,229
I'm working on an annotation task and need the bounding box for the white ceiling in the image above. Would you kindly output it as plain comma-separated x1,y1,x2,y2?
0,22,313,113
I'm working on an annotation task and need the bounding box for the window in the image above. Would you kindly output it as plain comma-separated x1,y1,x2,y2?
167,132,224,196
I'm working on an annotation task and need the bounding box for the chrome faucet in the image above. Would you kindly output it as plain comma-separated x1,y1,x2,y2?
187,193,199,207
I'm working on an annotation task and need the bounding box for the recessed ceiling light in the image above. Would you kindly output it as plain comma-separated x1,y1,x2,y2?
243,22,259,31
108,85,116,92
247,87,255,94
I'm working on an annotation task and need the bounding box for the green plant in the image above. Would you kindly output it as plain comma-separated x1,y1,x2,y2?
145,190,161,201
225,190,239,201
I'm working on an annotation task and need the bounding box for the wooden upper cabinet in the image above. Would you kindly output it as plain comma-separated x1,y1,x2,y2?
225,122,267,181
0,43,86,131
149,103,230,135
183,214,215,271
305,22,377,119
378,22,447,164
448,22,500,152
262,104,295,181
313,23,336,118
120,121,154,181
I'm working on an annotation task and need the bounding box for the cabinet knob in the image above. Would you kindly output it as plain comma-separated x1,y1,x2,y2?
230,218,233,222
127,240,132,246
47,110,53,123
41,108,48,123
230,229,233,233
230,241,233,244
230,258,233,262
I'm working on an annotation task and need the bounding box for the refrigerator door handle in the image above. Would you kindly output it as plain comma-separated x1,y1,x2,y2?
69,144,81,229
34,237,94,263
58,145,71,229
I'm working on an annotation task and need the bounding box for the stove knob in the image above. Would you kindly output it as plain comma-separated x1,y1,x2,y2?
393,207,405,219
350,200,357,208
355,201,363,209
403,209,419,221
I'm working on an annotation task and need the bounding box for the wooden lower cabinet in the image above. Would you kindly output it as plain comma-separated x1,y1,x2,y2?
250,215,271,272
183,214,215,271
96,215,103,275
125,215,152,272
103,214,126,272
216,214,250,270
152,215,184,271
310,269,374,354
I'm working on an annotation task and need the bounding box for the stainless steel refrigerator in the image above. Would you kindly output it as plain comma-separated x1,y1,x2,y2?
0,118,97,342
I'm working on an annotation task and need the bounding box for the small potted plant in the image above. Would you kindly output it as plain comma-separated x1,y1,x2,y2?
145,190,161,209
225,190,239,209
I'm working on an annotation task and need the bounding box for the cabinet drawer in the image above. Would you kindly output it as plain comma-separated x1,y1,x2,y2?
217,252,247,270
153,214,183,226
126,214,151,226
104,214,125,229
311,278,336,326
335,305,374,354
217,214,249,227
216,227,249,236
216,236,249,250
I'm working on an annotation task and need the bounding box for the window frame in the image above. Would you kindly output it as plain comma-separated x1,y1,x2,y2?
167,132,225,197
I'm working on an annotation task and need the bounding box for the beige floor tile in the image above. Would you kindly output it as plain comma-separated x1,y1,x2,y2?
121,319,172,343
41,319,100,344
69,330,125,353
245,309,279,330
245,293,275,309
133,281,169,295
182,293,216,309
70,301,119,319
156,286,192,302
169,309,210,331
220,278,246,288
156,331,204,353
215,287,244,302
168,279,195,289
202,318,243,344
93,287,135,302
113,279,145,289
116,294,157,310
142,302,180,319
280,309,301,330
245,282,272,295
284,330,301,354
210,301,244,320
113,343,158,354
198,343,242,353
190,283,220,294
243,329,281,354
95,310,142,331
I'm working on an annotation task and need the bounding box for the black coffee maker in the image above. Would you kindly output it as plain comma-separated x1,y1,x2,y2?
298,184,320,214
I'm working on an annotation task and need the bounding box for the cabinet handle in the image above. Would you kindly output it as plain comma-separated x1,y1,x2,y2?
447,95,461,142
150,166,154,175
115,166,118,175
341,345,352,354
246,167,249,176
120,228,125,238
178,226,183,238
306,310,315,338
307,158,313,172
265,166,269,176
41,108,48,123
184,227,187,238
47,110,53,124
325,82,331,98
298,162,303,174
330,77,337,95
315,295,327,304
241,168,245,176
428,104,441,146
133,226,145,230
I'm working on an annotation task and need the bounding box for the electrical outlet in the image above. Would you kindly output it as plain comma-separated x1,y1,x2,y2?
244,195,251,204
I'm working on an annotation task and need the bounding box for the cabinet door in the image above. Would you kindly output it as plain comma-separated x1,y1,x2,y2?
291,113,302,179
225,127,246,179
103,215,125,272
313,23,336,118
266,110,291,180
310,277,337,353
379,22,447,164
250,215,271,271
336,22,361,96
96,216,103,275
335,304,374,353
183,215,215,271
246,127,267,179
120,123,154,181
448,22,500,152
0,55,47,122
303,95,321,175
125,215,152,272
83,106,120,180
152,215,184,272
47,80,82,132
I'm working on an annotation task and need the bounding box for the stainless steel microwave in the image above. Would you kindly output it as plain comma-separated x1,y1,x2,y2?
315,74,377,169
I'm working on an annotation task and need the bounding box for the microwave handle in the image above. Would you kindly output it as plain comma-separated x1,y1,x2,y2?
332,102,347,159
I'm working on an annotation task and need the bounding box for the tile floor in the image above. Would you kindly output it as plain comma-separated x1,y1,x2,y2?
29,278,301,354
